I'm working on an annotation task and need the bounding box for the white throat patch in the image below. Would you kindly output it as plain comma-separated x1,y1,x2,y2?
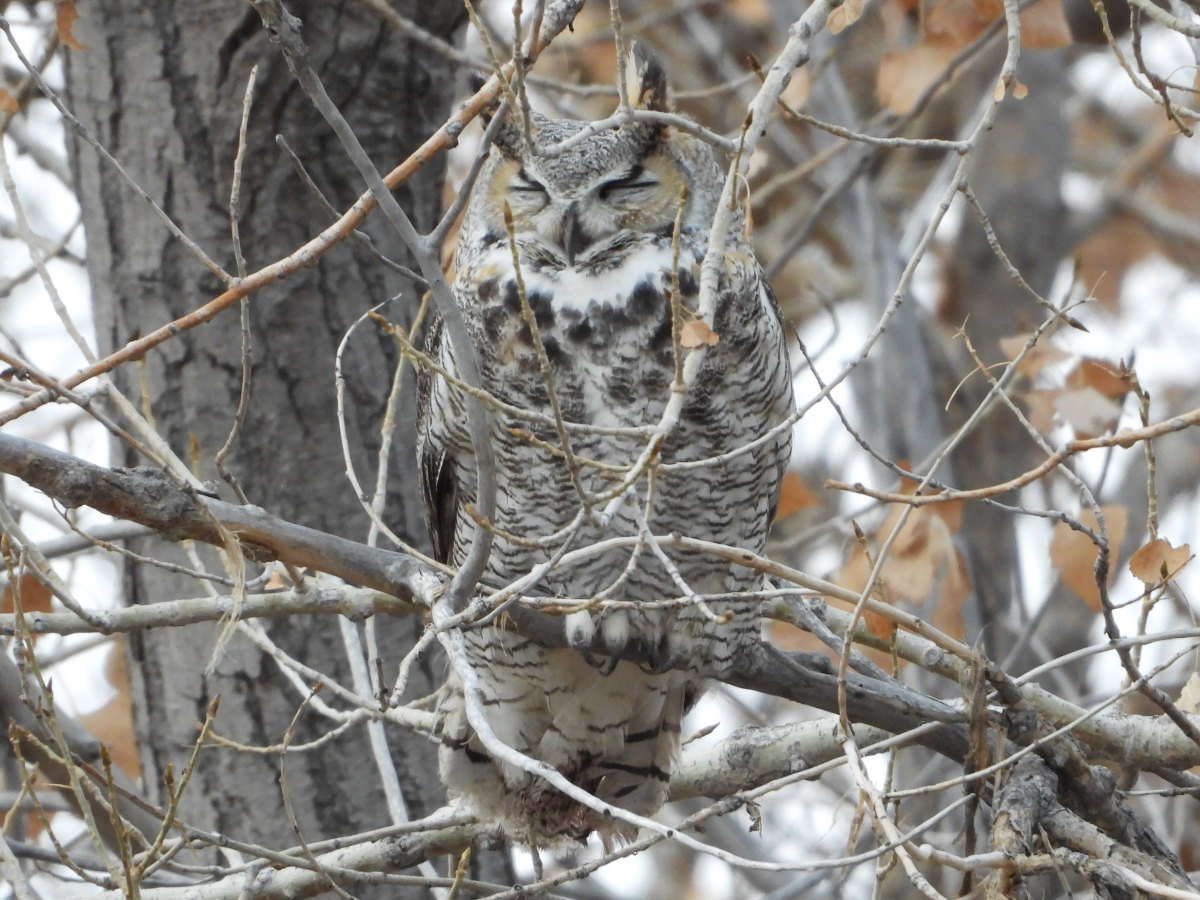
491,244,678,314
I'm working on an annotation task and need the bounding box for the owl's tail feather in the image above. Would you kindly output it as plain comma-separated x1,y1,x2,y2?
589,673,689,848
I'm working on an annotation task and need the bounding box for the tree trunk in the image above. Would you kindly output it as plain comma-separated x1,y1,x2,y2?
64,0,511,887
940,49,1076,660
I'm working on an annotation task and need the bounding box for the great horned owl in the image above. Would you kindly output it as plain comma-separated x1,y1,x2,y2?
417,48,794,846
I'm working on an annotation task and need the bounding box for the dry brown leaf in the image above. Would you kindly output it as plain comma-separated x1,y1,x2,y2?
973,0,1004,22
833,547,896,643
882,512,969,621
77,638,139,780
2,574,53,615
0,89,18,114
1074,215,1156,310
827,0,865,33
882,469,961,532
865,610,898,642
775,471,820,520
835,504,969,660
1050,505,1128,611
1129,538,1192,584
1013,81,1029,99
1147,167,1200,223
56,1,85,51
1018,0,1072,47
768,619,832,657
993,79,1007,102
997,334,1069,378
1137,169,1200,280
876,41,959,115
1055,388,1121,438
779,69,811,112
929,0,1069,46
932,0,996,43
728,0,774,26
1180,672,1200,714
1066,358,1129,400
932,498,964,534
1024,389,1062,433
680,320,720,348
953,0,1070,45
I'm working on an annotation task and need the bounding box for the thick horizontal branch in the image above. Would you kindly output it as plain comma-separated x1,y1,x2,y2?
0,586,419,635
0,433,970,762
64,723,905,900
70,821,491,900
13,435,1200,776
670,720,891,800
0,433,441,605
8,438,1193,895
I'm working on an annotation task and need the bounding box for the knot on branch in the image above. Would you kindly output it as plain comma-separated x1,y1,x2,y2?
106,466,210,541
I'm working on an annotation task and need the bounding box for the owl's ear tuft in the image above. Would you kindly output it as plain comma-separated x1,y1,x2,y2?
467,71,488,94
625,42,672,112
478,96,524,159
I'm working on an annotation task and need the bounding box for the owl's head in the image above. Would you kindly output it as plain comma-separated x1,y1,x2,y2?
477,45,722,267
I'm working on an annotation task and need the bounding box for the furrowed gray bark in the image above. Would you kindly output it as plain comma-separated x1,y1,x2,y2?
63,0,515,888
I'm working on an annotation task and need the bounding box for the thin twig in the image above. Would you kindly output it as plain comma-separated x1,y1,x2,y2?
216,64,261,503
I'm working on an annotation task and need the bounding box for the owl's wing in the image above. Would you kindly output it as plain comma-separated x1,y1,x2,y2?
415,314,459,565
759,277,795,525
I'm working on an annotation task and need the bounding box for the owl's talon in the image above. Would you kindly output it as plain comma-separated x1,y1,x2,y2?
577,645,605,669
639,639,680,675
598,651,622,677
597,629,627,676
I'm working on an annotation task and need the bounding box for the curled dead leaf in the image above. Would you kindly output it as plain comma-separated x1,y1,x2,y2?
1018,0,1072,47
834,502,969,668
57,1,85,51
775,471,820,520
1024,389,1062,433
997,334,1069,378
2,574,53,617
1013,81,1029,99
1050,505,1128,611
779,69,811,112
865,610,898,642
1129,538,1191,584
728,0,774,26
876,41,959,115
1066,358,1129,400
1180,672,1200,714
1074,216,1155,310
1054,388,1122,438
680,320,720,348
827,0,865,33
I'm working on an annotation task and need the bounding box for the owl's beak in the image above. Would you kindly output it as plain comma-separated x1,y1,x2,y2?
561,203,591,267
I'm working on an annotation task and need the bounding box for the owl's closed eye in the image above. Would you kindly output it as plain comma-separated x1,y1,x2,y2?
480,47,694,266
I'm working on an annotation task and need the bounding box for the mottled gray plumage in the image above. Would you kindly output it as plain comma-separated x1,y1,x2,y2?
417,48,794,846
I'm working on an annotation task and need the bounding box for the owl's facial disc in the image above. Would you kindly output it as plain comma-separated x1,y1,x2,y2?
500,156,684,267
